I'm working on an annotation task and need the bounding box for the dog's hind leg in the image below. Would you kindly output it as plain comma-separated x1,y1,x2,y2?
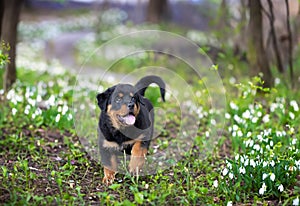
128,141,149,174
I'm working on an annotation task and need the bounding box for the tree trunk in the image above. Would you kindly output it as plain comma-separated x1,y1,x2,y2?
0,1,4,36
2,0,24,91
248,0,273,87
146,0,168,23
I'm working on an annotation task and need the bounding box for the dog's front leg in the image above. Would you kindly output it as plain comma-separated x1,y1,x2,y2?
100,148,118,185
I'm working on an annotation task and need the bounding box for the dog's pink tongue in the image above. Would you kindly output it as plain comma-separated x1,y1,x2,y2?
124,114,136,125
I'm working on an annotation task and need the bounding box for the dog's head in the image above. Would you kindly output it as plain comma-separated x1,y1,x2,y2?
97,84,143,129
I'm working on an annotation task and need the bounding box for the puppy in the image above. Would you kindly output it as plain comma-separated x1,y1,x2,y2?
97,75,165,185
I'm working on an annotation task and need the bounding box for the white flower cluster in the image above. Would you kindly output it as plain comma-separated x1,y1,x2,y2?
7,83,73,124
220,97,300,197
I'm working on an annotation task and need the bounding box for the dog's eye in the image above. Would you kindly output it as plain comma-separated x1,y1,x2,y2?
115,97,122,103
131,97,135,102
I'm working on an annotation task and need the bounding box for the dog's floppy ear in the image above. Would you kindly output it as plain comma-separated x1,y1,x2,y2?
96,86,116,111
135,93,146,106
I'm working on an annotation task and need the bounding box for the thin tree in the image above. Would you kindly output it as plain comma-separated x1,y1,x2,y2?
146,0,168,23
1,0,24,91
248,0,273,87
266,0,284,73
285,0,294,88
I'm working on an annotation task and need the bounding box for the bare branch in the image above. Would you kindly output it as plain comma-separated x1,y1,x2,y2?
266,0,284,73
285,0,294,88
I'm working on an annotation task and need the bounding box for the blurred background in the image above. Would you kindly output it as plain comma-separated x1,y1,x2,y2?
1,0,300,89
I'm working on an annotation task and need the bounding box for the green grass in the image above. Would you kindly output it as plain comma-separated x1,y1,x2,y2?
0,65,299,205
1,11,299,205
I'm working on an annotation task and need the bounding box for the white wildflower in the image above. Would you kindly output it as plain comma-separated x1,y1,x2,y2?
67,113,73,121
290,127,295,134
213,180,218,188
229,76,236,84
80,104,85,110
225,113,231,119
205,131,210,138
253,144,260,151
293,197,299,206
237,130,243,137
259,182,267,195
62,104,68,115
55,114,61,123
242,110,251,119
232,124,239,131
263,129,272,136
227,201,233,206
278,184,284,192
270,160,275,167
12,108,17,116
263,161,268,167
235,154,240,161
290,100,299,112
292,139,297,145
230,102,238,110
262,173,268,180
239,167,246,174
270,140,274,147
222,168,229,176
229,173,234,179
240,156,245,163
270,103,277,112
250,159,256,167
289,112,295,120
28,98,36,106
276,131,283,137
24,105,30,115
252,117,258,123
47,95,56,107
35,108,42,116
244,158,249,166
226,161,232,170
274,78,281,85
257,134,263,142
244,139,254,147
262,114,270,123
36,94,42,102
247,132,252,137
270,173,275,181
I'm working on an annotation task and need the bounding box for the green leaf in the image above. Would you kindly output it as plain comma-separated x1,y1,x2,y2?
108,183,122,190
134,192,144,204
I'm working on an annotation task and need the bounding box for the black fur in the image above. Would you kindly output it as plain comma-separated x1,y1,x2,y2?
97,75,165,173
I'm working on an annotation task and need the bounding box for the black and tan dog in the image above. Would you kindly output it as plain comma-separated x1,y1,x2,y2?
97,75,165,185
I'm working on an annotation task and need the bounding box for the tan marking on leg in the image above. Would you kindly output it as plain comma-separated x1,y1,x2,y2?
102,167,116,185
111,155,117,171
103,140,119,149
128,141,148,174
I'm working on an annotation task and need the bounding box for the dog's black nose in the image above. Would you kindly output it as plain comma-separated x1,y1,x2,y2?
128,102,134,110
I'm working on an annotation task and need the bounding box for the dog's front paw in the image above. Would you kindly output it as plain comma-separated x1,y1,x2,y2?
102,167,116,185
128,155,146,174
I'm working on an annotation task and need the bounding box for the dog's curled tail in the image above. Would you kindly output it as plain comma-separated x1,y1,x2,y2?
135,75,165,102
